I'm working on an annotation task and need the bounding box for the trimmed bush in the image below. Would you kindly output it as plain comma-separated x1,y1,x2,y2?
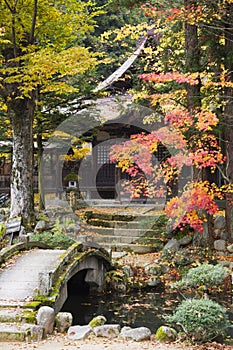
171,263,229,290
168,298,230,343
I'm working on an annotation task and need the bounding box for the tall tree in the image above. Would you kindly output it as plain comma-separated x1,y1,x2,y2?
0,0,100,227
107,0,233,240
224,2,233,239
184,0,201,111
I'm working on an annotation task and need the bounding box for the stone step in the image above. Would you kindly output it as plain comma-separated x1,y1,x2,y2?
87,212,161,223
86,217,160,229
81,225,161,237
86,212,135,221
101,242,157,254
0,301,29,309
77,235,161,253
0,322,43,342
0,323,25,342
0,308,31,323
89,235,134,244
92,235,162,245
0,307,36,325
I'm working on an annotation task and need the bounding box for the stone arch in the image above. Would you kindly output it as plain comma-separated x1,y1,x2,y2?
53,251,112,313
67,255,108,293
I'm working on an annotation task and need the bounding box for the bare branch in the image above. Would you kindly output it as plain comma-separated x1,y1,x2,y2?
4,0,13,12
216,164,230,183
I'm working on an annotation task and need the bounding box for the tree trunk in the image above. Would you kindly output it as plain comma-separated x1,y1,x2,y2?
224,3,233,239
9,97,35,228
184,0,201,110
36,115,45,211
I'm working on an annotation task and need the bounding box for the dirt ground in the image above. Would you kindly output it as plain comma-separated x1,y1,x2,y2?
1,334,233,350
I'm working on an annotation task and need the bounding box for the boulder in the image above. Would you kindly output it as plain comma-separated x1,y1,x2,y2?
144,263,161,276
122,265,134,278
214,215,226,230
18,234,29,244
67,325,92,340
163,239,180,253
66,224,80,235
227,244,233,254
147,276,161,287
89,315,107,328
0,223,6,237
154,326,177,342
108,275,127,293
214,229,222,237
214,239,226,251
93,324,120,338
55,312,73,333
178,235,193,246
214,229,227,240
36,306,55,335
0,209,5,215
120,326,151,341
0,214,5,222
61,213,79,222
34,220,46,233
20,324,44,341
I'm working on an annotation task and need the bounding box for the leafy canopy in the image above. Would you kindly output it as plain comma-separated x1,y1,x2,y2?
109,0,233,233
0,0,103,103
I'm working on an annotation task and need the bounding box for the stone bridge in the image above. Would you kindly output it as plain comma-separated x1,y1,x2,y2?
0,241,113,313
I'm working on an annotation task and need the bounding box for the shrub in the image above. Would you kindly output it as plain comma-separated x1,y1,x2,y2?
171,263,229,291
30,231,75,249
168,298,230,343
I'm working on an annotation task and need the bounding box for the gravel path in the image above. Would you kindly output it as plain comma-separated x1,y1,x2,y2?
1,335,233,350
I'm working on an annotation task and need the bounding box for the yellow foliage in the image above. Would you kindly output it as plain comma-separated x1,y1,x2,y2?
64,144,91,161
0,0,102,100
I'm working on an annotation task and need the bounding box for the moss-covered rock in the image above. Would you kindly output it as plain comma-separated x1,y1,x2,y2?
0,223,6,239
154,326,177,342
105,269,128,293
55,312,73,333
89,315,106,328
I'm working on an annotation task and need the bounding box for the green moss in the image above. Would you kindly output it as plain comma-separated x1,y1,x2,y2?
154,326,177,342
33,295,56,308
0,331,25,342
36,214,50,222
0,223,6,238
89,315,106,328
22,310,37,323
84,211,93,220
24,301,42,310
24,245,112,313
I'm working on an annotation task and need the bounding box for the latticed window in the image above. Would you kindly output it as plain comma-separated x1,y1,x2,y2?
97,145,111,165
156,143,169,162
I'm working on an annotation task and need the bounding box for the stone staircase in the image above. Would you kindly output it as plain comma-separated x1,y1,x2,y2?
0,303,41,342
78,208,166,253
